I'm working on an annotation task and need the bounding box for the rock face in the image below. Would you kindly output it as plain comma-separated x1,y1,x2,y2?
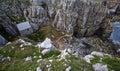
24,0,49,31
51,0,108,37
0,0,28,24
0,0,120,37
0,0,29,36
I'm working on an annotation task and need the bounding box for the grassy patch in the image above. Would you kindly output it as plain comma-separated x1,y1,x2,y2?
0,59,39,71
91,55,120,71
0,41,94,71
102,57,120,71
0,42,40,58
0,42,40,71
0,31,16,41
67,55,94,71
27,26,63,42
91,55,101,64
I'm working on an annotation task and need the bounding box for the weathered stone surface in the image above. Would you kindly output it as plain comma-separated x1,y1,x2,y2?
52,0,108,37
0,0,120,37
24,0,49,31
93,63,108,71
110,22,120,45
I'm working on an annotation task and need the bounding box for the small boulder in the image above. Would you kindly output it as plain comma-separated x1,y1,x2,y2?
25,57,32,61
93,63,108,71
37,38,54,49
66,66,71,71
91,51,104,57
41,49,52,55
84,55,94,63
36,67,42,71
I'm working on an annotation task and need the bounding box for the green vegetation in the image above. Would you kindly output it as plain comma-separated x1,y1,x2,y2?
0,33,15,41
0,0,30,24
42,50,61,59
0,41,94,71
102,57,120,71
67,55,94,71
0,39,120,71
0,42,39,59
91,55,120,71
27,26,64,42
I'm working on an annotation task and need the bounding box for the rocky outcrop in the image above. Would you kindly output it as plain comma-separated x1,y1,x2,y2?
110,22,120,45
0,0,29,36
52,0,108,37
0,0,119,37
0,0,28,24
24,0,49,31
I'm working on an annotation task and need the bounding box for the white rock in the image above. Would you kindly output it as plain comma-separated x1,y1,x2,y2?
17,39,32,46
46,65,51,68
21,48,25,50
66,66,71,71
64,64,67,66
25,57,32,61
2,57,6,61
18,39,25,43
6,42,11,45
93,63,108,71
35,42,41,48
33,56,37,58
49,60,53,62
37,38,53,49
48,68,51,71
117,49,120,53
24,42,32,46
7,56,11,61
41,49,51,55
36,67,42,71
91,51,104,57
11,46,15,49
1,56,11,61
84,55,94,63
67,48,72,53
39,56,42,58
37,59,42,63
20,44,23,48
60,49,69,59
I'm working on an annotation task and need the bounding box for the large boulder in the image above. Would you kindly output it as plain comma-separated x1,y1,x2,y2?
110,22,120,45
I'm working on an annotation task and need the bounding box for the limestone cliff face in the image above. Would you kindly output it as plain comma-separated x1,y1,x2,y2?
53,0,119,37
52,0,108,37
0,0,120,37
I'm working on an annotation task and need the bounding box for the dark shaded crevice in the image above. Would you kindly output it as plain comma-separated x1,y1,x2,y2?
73,25,80,38
83,28,88,37
94,27,104,39
0,24,17,41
